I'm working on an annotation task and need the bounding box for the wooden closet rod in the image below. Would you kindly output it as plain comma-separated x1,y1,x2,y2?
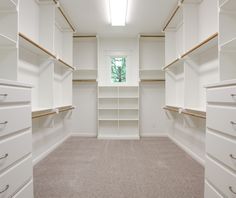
181,33,218,58
73,80,97,83
32,111,57,119
19,33,56,58
162,58,179,70
140,80,165,83
140,35,165,38
58,59,74,70
53,0,75,32
59,106,75,113
162,0,185,32
73,35,97,38
182,111,206,119
163,106,179,113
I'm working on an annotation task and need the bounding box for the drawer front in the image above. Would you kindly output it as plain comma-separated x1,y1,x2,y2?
206,157,236,197
207,106,236,137
13,180,33,198
0,106,31,138
0,86,31,104
0,131,32,172
0,155,32,198
206,131,236,171
205,181,223,198
207,86,236,104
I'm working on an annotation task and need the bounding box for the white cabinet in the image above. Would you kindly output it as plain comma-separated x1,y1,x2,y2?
205,81,236,198
98,86,139,139
0,81,33,198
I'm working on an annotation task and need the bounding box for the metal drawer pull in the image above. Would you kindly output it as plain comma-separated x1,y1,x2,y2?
229,186,236,195
0,185,9,194
0,153,8,160
0,94,7,97
230,154,236,160
231,94,236,97
230,121,236,125
0,121,8,125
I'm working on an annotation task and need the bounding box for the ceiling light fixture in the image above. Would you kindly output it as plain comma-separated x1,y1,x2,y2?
109,0,128,26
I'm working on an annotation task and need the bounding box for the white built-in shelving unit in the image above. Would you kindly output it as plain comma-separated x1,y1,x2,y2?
0,0,75,118
17,0,74,115
98,86,139,139
219,0,236,80
139,36,165,81
73,36,98,81
163,0,219,116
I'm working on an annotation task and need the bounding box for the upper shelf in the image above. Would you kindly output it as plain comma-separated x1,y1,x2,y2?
0,0,17,11
19,33,74,70
163,33,218,70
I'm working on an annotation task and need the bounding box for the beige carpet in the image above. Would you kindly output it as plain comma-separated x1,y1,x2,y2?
34,137,204,198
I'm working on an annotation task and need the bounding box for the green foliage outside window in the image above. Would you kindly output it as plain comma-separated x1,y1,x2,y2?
111,57,126,83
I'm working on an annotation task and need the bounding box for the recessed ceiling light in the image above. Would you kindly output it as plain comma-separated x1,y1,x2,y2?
109,0,128,26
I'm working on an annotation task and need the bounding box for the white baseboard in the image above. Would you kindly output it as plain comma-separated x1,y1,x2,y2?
141,133,168,137
167,134,205,167
70,133,97,137
33,134,70,166
97,135,140,140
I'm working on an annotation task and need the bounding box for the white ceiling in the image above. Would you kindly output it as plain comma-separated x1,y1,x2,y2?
60,0,178,37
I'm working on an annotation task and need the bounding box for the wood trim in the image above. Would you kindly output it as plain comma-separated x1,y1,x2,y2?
181,33,218,58
58,59,74,70
162,58,180,70
58,6,75,32
182,110,206,119
73,35,97,38
162,0,185,32
19,33,56,58
73,80,97,82
32,110,57,119
140,80,165,82
140,35,165,38
53,0,75,32
163,106,180,113
58,106,75,113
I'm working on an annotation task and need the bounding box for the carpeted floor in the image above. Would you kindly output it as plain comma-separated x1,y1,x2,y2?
34,137,204,198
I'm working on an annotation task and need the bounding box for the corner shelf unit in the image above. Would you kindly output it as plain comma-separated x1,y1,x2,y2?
98,86,139,139
163,0,219,113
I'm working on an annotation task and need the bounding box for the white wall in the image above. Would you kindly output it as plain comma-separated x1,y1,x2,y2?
167,114,206,165
98,37,139,86
69,82,97,137
140,82,169,137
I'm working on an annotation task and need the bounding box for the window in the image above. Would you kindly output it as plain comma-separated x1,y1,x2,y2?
111,57,126,83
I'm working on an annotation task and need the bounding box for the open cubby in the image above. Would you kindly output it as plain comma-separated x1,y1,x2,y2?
165,63,185,108
98,98,118,109
119,109,139,120
98,109,118,120
18,47,54,111
98,120,119,138
119,86,139,98
119,120,139,137
98,86,118,98
119,98,139,109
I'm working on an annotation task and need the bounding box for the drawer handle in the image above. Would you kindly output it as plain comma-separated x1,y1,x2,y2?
0,185,9,194
229,186,236,195
230,154,236,160
0,121,8,125
0,94,8,97
230,121,236,125
0,153,8,160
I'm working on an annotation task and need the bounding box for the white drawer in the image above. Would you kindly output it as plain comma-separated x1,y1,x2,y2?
12,180,33,198
0,155,32,198
206,131,236,171
206,156,236,198
205,180,223,198
0,131,32,173
0,106,31,138
207,86,236,104
207,106,236,137
0,86,31,104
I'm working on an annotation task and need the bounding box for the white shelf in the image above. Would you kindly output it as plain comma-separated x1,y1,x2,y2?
139,69,165,80
0,0,17,11
220,37,236,51
0,34,16,47
220,0,236,11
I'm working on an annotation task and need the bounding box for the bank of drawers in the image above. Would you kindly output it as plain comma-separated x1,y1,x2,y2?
0,82,33,198
205,83,236,198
